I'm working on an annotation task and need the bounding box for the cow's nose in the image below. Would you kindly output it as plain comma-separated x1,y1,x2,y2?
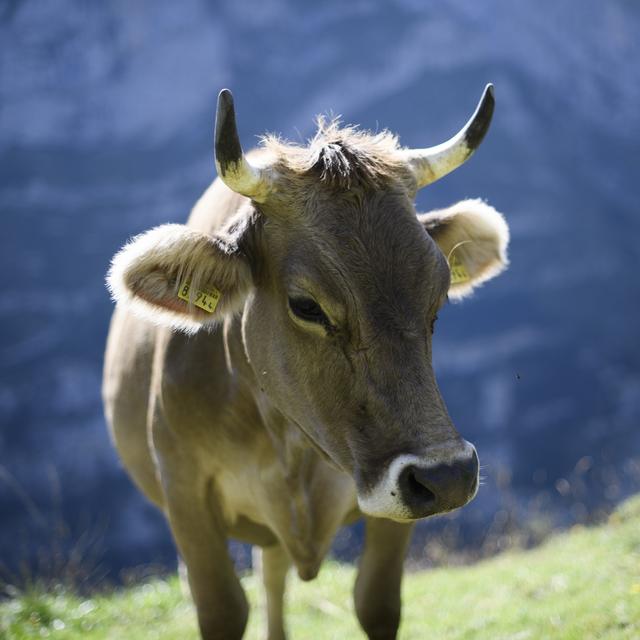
399,448,479,517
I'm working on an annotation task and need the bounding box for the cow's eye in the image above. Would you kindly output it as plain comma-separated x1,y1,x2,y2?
288,296,329,325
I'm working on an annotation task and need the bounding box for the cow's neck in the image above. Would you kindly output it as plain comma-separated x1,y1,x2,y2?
222,315,356,577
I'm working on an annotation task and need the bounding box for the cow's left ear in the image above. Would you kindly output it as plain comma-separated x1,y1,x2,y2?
419,199,509,300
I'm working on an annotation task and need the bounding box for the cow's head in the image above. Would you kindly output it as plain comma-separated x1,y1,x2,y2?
108,87,509,521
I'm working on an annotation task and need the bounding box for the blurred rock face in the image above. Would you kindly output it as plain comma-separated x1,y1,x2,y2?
1,0,639,579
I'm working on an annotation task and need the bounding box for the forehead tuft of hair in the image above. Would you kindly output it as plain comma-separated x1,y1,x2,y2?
260,116,407,189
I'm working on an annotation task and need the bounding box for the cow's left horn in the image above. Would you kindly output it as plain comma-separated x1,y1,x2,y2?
401,84,495,189
215,89,273,202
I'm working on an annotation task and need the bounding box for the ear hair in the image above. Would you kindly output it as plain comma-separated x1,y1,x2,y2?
107,224,253,333
420,199,509,299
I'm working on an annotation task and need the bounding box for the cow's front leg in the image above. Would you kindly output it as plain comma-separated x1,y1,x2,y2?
354,516,414,640
153,417,248,640
163,477,248,639
253,543,290,640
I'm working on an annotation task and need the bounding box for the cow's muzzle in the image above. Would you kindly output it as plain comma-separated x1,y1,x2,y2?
398,447,479,518
357,440,479,521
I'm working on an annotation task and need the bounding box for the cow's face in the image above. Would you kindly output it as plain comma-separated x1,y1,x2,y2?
240,180,507,520
108,87,509,521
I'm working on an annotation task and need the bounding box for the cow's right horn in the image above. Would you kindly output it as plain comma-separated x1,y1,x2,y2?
215,89,273,202
401,84,495,190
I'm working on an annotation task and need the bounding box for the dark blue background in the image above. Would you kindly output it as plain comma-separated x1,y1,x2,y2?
1,0,639,581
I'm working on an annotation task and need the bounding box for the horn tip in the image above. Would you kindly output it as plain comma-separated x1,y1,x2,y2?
218,87,233,100
464,83,495,151
217,88,235,117
483,84,495,110
215,88,242,175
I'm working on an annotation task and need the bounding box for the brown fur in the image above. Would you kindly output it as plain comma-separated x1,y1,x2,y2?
104,117,509,640
261,117,410,189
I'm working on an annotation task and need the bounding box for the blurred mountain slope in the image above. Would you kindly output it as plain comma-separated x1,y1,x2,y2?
1,0,639,577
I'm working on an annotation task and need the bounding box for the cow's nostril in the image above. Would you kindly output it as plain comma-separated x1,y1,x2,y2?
406,469,436,503
400,466,437,509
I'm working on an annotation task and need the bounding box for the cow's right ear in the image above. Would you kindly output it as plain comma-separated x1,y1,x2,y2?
106,223,253,333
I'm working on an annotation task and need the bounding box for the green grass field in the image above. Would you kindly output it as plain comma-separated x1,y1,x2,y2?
2,495,639,639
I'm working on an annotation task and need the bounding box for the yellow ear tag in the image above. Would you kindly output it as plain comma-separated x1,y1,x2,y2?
178,281,221,314
449,253,470,285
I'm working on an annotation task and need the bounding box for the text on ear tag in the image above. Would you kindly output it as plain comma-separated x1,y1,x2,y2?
449,253,470,285
178,281,221,313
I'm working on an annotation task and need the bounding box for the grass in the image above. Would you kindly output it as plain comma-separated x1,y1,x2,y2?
2,495,639,639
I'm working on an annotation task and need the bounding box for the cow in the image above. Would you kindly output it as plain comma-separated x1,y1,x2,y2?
103,85,509,640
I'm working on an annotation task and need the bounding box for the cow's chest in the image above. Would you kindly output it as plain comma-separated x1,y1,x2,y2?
211,435,358,579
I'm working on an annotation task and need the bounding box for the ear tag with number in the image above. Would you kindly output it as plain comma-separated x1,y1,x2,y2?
178,281,221,313
449,253,470,285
